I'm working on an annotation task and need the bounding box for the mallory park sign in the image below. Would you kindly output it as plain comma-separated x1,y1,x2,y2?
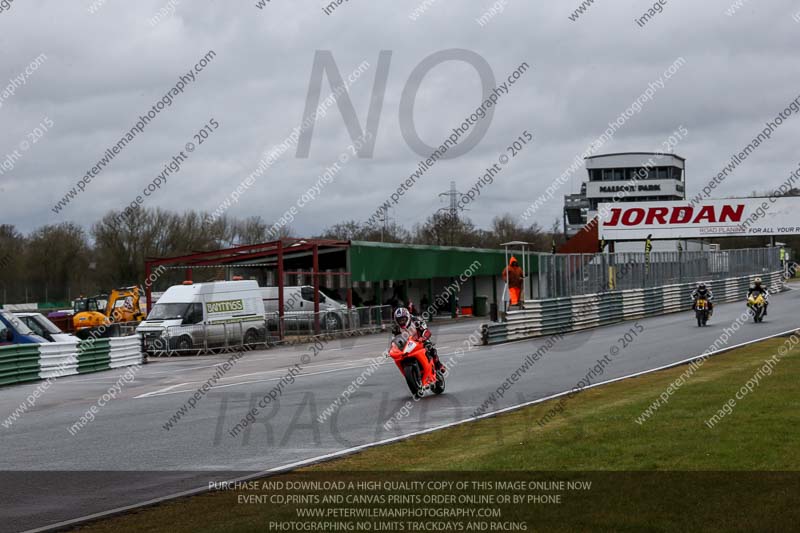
598,197,800,240
599,184,662,193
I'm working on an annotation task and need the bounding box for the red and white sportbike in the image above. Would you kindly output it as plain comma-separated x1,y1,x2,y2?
387,332,445,399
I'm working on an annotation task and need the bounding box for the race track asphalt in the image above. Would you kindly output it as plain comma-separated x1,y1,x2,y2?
2,287,798,532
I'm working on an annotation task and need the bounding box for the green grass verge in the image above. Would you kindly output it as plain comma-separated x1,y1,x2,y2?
75,334,800,532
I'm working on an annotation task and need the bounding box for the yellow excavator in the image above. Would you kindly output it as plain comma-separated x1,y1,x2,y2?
73,286,145,338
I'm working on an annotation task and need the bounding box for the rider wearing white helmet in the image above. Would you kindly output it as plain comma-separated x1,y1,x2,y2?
747,277,770,315
392,307,445,372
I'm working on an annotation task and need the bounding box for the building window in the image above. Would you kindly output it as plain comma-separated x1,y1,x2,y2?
565,208,583,224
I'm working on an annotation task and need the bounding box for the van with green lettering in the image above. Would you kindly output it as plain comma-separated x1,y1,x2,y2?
137,280,266,353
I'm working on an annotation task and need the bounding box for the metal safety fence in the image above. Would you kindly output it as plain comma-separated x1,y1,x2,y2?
142,305,392,356
485,269,786,345
537,247,780,300
272,305,392,338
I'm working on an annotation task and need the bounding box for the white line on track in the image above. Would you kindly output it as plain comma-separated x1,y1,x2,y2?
132,357,389,398
132,349,467,399
222,357,381,379
134,383,191,398
24,327,798,533
139,337,390,371
142,362,237,375
134,363,383,398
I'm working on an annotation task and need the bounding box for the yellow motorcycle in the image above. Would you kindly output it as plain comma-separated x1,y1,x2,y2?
694,298,710,327
747,294,766,323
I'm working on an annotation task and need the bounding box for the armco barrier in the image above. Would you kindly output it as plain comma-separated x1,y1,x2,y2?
77,339,112,374
483,271,785,345
0,336,143,387
0,344,41,386
108,336,143,368
38,340,79,379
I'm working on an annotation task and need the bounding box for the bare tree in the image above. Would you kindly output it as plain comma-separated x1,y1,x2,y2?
412,212,480,247
319,220,410,243
25,223,91,301
0,225,26,303
92,208,230,288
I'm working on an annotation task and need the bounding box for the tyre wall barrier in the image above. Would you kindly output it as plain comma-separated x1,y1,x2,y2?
0,336,143,387
482,271,785,345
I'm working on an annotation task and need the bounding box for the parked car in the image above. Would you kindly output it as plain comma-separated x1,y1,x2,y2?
14,313,77,342
0,310,47,345
261,286,353,331
46,310,76,334
136,280,266,352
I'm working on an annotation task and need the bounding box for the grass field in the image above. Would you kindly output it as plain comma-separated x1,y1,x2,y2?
76,333,800,532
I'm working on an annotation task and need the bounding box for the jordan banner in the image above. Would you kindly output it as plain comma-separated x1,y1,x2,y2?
598,197,800,240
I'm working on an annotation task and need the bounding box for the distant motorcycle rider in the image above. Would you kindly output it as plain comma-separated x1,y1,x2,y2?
691,282,714,316
747,277,770,316
392,307,445,373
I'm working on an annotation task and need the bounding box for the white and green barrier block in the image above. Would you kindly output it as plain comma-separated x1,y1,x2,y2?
0,336,143,387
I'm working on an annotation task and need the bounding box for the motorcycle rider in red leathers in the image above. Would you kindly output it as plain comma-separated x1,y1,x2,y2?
392,307,445,373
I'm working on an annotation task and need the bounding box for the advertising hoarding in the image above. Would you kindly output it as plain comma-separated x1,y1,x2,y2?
598,197,800,240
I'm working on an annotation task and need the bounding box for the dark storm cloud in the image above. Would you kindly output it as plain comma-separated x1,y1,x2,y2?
1,0,799,235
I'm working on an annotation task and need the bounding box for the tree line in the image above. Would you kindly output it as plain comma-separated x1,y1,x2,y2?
0,208,557,305
4,202,791,306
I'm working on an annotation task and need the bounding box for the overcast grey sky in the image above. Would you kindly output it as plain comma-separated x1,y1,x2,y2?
1,0,799,236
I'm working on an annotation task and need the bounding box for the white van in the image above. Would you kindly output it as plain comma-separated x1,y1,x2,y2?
261,286,351,331
137,280,265,352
